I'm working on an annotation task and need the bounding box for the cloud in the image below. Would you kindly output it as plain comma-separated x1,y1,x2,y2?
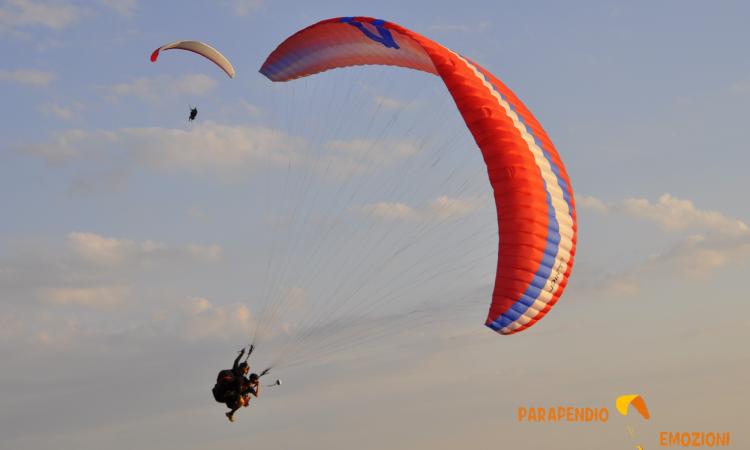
103,74,217,102
232,0,262,16
360,201,418,220
67,232,139,266
0,231,229,351
22,124,431,189
0,310,92,350
355,82,416,111
38,285,129,308
186,244,222,262
0,0,82,31
428,195,484,219
578,194,750,296
67,231,222,267
98,0,136,16
645,234,750,277
320,138,421,178
622,194,748,236
238,99,262,116
23,123,304,176
0,68,54,85
589,232,750,298
325,138,419,164
374,95,410,110
576,194,608,212
358,195,484,221
581,193,749,236
39,101,75,119
178,297,256,340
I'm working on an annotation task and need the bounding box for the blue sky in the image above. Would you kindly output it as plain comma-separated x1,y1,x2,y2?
2,1,749,449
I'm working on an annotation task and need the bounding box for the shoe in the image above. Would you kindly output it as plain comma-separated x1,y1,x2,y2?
226,412,234,422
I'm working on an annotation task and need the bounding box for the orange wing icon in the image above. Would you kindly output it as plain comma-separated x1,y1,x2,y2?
616,395,650,420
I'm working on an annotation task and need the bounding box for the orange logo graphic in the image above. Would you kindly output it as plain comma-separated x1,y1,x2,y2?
616,394,650,420
617,394,650,449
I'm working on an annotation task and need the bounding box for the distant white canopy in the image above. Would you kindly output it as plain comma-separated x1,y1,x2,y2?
151,40,235,78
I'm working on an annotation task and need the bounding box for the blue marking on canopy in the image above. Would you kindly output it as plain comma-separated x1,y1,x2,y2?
340,17,400,49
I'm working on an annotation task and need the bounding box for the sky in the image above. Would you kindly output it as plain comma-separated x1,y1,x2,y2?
2,1,749,449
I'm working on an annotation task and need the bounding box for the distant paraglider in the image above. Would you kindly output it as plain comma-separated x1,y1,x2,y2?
150,40,235,78
150,40,233,123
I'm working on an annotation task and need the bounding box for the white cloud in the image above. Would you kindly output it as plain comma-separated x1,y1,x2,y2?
23,128,100,163
238,99,262,115
580,193,749,236
128,124,301,174
232,0,262,16
0,68,54,85
646,234,750,277
99,0,136,16
360,201,418,220
39,285,128,308
622,194,748,236
579,194,750,296
103,74,217,102
39,101,75,119
374,95,410,110
427,195,484,219
359,195,484,221
591,232,750,297
67,232,137,266
600,278,641,296
0,312,90,349
24,125,430,187
179,297,256,340
186,244,222,262
576,194,750,296
576,194,608,212
0,0,82,31
320,138,420,179
66,231,222,267
325,138,419,163
24,123,304,176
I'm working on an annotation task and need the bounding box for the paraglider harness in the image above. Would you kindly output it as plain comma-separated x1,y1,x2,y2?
211,346,271,404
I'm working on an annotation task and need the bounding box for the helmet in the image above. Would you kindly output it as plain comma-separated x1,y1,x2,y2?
249,373,259,382
239,362,249,372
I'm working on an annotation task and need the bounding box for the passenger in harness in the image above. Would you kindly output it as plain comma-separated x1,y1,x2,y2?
212,346,261,422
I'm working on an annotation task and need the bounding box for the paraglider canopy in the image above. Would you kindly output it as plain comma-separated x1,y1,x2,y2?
259,16,578,336
151,40,235,78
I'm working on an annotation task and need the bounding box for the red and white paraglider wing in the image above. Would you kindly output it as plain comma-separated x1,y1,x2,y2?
151,40,235,78
260,17,577,335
